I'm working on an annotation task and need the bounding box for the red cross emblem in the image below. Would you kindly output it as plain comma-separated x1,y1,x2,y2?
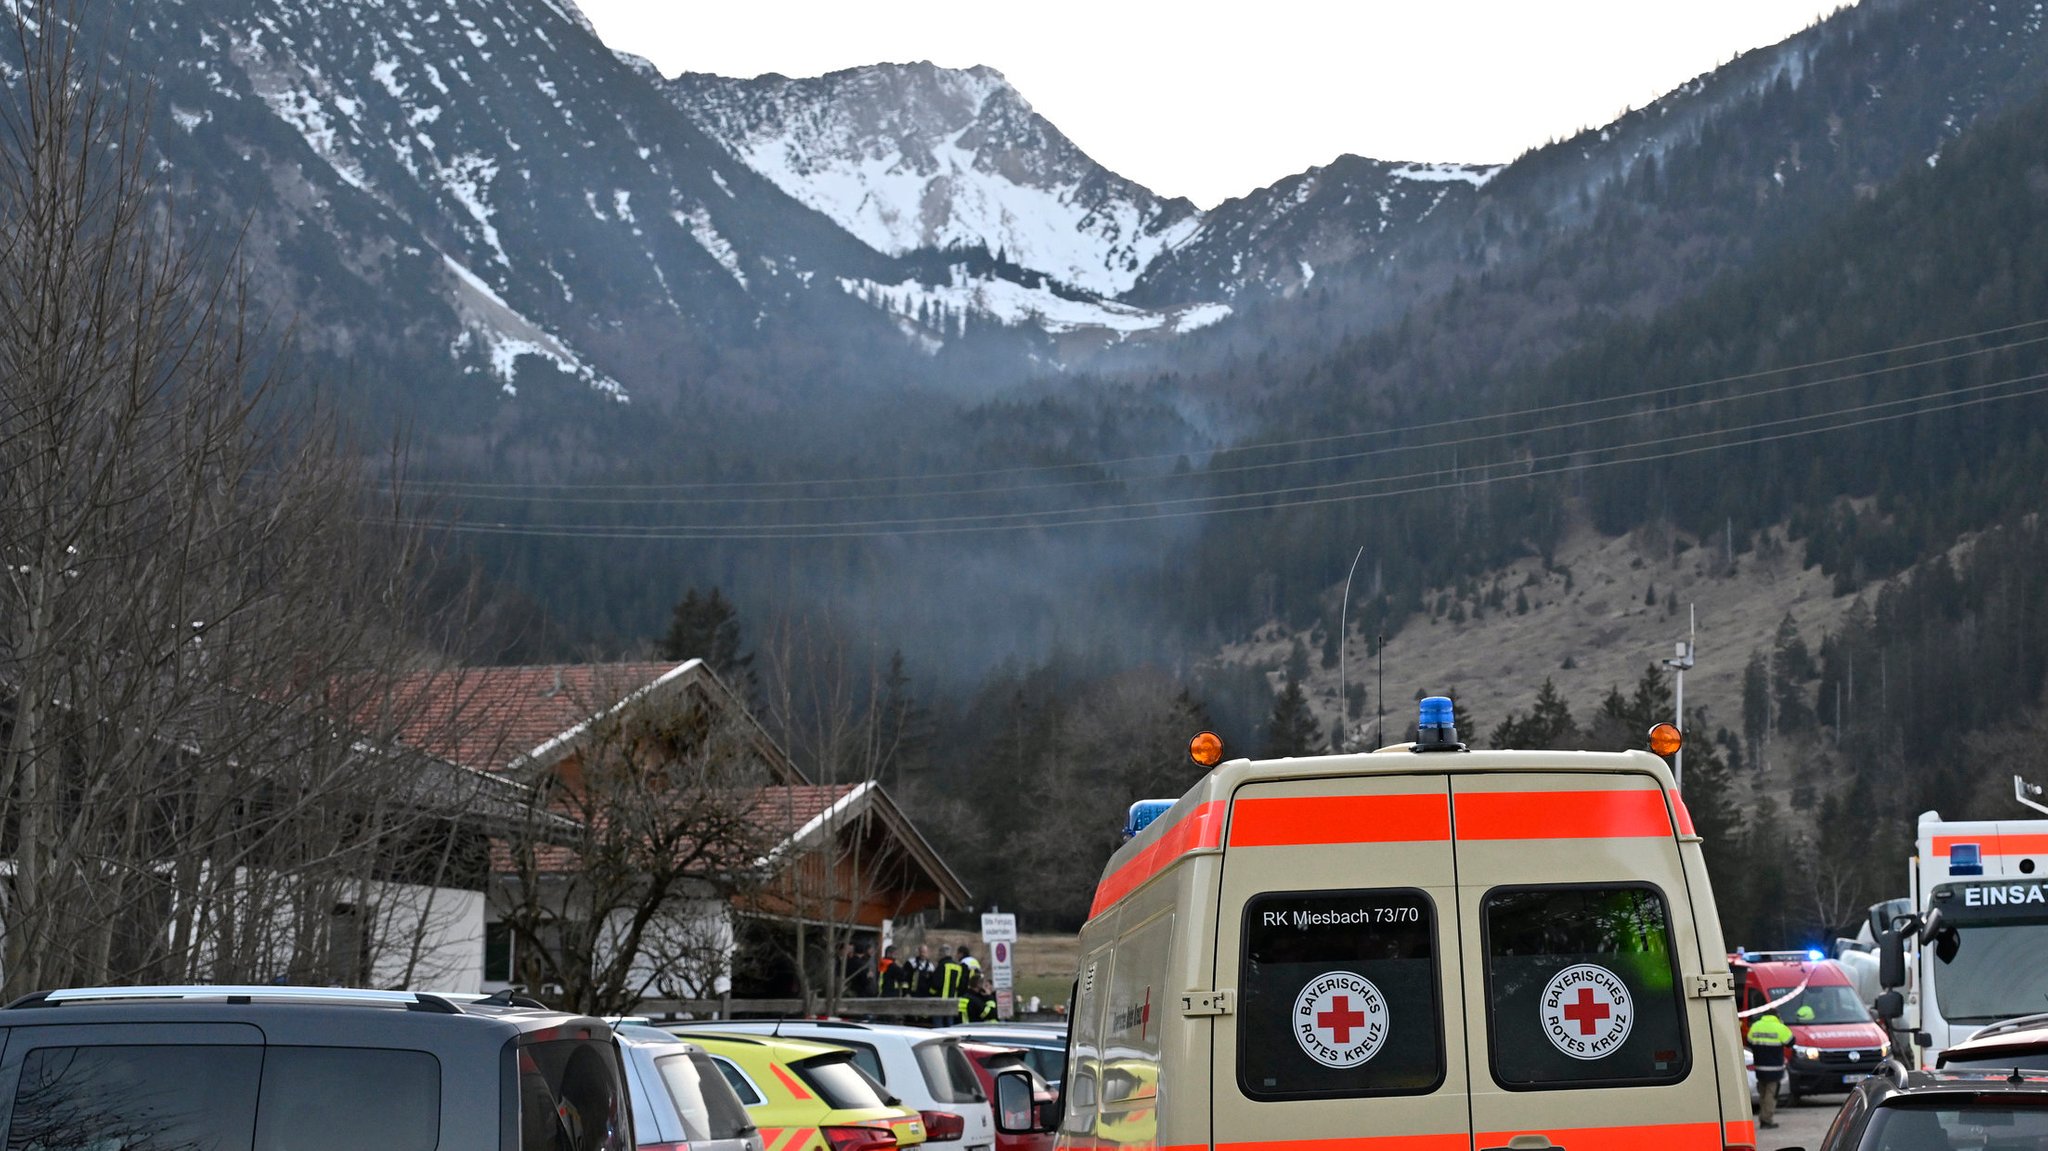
1316,995,1367,1042
1292,971,1390,1068
1562,987,1611,1035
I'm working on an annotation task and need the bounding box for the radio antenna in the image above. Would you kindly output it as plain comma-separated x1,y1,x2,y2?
1339,546,1365,751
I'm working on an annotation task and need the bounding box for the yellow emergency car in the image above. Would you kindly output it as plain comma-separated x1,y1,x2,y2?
1056,698,1751,1151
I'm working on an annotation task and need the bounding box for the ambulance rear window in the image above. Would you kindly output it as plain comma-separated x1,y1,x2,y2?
1238,888,1443,1101
1482,884,1690,1090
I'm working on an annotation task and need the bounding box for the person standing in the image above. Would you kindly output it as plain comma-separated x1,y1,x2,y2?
910,944,937,997
959,973,998,1024
880,946,910,996
939,947,968,1002
1748,1008,1794,1129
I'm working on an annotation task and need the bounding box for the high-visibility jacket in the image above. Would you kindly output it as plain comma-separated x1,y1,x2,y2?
939,959,966,999
1748,1012,1793,1072
959,989,998,1023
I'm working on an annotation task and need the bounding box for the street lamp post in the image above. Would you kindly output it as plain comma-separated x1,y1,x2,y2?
1662,606,1697,792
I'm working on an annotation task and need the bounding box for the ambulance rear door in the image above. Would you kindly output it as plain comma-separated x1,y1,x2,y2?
1211,771,1469,1151
1451,770,1731,1151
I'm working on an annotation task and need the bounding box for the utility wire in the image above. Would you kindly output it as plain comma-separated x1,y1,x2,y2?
382,367,2048,540
374,317,2048,496
375,330,2048,507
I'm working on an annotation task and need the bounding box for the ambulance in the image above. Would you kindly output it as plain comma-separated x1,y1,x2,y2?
1870,786,2048,1067
1056,698,1752,1151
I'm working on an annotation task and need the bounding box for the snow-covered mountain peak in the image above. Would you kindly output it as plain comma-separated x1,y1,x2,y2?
662,61,1200,297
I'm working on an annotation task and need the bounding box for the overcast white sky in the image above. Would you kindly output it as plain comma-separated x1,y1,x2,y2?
573,1,1849,209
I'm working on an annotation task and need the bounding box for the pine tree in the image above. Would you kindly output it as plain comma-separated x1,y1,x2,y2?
1742,649,1771,765
1265,676,1323,757
659,587,754,692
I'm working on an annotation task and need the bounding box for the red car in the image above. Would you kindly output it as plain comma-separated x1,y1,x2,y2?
958,1043,1054,1151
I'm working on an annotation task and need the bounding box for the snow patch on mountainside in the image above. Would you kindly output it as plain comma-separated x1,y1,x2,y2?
841,268,1230,338
667,63,1201,298
442,255,624,399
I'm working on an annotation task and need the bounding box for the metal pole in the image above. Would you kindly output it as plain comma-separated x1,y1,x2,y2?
1339,546,1365,751
1674,660,1684,793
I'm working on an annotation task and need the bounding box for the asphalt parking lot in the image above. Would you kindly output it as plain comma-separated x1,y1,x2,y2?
1758,1092,1849,1149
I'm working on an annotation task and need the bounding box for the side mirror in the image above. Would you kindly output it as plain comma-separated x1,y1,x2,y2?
1875,990,1904,1022
1917,908,1945,945
1878,928,1906,989
993,1070,1038,1134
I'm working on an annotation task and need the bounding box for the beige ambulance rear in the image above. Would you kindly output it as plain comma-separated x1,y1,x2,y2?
1057,731,1751,1151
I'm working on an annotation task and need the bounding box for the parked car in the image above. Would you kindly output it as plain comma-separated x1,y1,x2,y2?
675,1030,927,1151
682,1021,994,1151
0,984,631,1150
1936,1013,2048,1071
945,1023,1067,1090
615,1025,766,1151
957,1044,1054,1151
1790,1060,2048,1149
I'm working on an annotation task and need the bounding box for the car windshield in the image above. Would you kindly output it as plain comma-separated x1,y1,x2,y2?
1857,1098,2048,1149
1770,983,1871,1025
1932,920,2048,1024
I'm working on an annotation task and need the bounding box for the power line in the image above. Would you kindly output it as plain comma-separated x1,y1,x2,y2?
381,367,2048,541
377,329,2048,509
374,317,2048,497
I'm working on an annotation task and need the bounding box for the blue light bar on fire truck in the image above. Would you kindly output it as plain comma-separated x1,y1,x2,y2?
1950,842,1984,876
1124,799,1174,841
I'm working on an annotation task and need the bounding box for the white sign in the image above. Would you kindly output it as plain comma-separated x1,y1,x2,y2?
988,935,1016,1019
980,913,1018,943
1540,963,1635,1061
1292,971,1389,1068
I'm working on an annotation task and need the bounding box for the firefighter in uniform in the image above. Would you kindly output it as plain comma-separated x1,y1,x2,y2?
939,948,968,1001
959,973,998,1023
1748,1008,1794,1129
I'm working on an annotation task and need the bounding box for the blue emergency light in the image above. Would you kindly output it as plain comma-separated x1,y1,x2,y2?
1807,948,1825,962
1414,695,1464,752
1124,799,1174,841
1950,842,1984,876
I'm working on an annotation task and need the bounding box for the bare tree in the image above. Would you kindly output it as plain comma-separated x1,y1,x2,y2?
0,1,479,996
491,671,778,1015
751,614,903,1015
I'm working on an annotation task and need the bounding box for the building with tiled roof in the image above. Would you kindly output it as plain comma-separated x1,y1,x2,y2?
379,659,969,1006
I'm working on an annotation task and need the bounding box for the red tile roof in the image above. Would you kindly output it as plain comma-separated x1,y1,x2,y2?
372,662,688,773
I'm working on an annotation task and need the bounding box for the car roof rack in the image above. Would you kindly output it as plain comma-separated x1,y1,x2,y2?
5,986,465,1013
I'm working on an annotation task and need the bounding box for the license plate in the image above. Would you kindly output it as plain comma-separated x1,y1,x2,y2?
1843,1073,1870,1084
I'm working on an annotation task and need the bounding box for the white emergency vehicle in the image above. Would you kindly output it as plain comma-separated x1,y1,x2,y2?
1869,777,2048,1067
1055,698,1753,1151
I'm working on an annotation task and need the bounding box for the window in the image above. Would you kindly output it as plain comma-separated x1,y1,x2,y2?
653,1051,759,1142
1,1043,440,1151
1237,888,1443,1101
519,1038,632,1151
1482,884,1690,1090
1767,983,1868,1025
912,1041,984,1105
1858,1099,2048,1149
256,1047,439,1151
485,921,515,983
793,1054,890,1111
710,1056,764,1106
830,1040,884,1084
5,1044,263,1151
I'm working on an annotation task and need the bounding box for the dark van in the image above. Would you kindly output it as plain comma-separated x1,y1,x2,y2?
0,984,632,1151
